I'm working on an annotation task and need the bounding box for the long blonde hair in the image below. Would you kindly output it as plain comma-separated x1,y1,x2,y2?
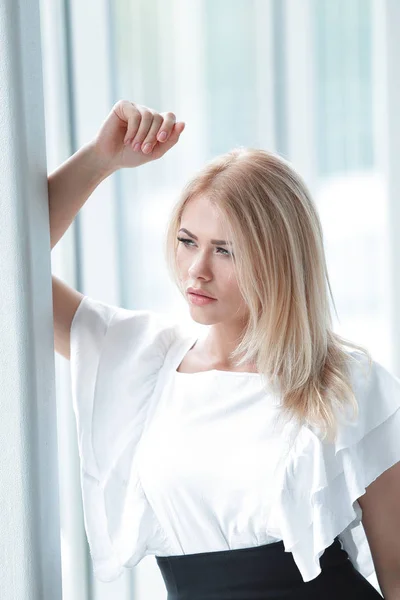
165,147,372,443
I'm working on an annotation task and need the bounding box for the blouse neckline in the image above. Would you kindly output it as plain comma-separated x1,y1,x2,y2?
174,335,263,378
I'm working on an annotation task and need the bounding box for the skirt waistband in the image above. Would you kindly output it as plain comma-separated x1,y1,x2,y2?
155,536,355,599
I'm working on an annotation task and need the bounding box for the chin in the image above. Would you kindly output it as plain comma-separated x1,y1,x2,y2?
188,312,216,325
187,307,219,324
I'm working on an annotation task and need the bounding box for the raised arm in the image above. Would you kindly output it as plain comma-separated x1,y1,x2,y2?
48,142,113,251
49,99,185,251
50,99,185,358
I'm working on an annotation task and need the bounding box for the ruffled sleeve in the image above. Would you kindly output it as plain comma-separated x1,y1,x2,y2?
69,296,182,581
267,351,400,583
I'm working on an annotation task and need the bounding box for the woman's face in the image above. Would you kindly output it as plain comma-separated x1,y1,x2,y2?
176,195,249,325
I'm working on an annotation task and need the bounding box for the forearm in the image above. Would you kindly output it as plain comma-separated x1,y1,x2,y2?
48,141,115,250
378,570,400,599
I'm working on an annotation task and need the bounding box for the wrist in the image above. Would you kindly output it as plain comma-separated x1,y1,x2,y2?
83,140,119,180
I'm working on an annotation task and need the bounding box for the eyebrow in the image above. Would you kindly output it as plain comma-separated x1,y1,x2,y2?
178,228,232,246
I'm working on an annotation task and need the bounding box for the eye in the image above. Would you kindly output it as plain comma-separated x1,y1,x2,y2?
177,237,232,257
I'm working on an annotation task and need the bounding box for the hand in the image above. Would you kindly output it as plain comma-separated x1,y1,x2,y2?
91,99,186,173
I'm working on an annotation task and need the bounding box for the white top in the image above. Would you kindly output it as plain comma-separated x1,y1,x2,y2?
70,295,400,584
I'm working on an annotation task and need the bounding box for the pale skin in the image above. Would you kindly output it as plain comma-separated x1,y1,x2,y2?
175,194,256,373
358,466,400,598
71,99,399,597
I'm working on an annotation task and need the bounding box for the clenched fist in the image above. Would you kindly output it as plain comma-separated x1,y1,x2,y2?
92,99,186,172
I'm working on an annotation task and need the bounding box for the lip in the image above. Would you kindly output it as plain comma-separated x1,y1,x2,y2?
186,287,216,299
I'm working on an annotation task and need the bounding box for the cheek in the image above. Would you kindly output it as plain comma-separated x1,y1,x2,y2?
175,248,186,270
222,273,242,298
229,284,243,301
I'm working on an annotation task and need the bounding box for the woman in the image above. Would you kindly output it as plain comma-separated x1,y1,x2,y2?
52,100,400,598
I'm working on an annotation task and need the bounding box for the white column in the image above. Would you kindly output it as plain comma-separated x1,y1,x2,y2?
283,0,318,192
0,0,62,598
254,0,277,152
40,0,93,596
372,0,400,372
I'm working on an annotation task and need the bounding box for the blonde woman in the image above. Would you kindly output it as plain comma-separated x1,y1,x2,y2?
52,100,400,599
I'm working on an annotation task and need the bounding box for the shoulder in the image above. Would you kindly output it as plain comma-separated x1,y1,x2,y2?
269,350,400,583
337,350,400,449
345,349,399,394
69,297,193,477
108,304,185,357
71,295,189,362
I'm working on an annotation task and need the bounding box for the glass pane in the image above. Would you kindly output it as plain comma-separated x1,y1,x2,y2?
312,0,391,365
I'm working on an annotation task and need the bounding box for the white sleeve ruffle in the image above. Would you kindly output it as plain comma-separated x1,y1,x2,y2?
267,351,400,583
69,296,182,581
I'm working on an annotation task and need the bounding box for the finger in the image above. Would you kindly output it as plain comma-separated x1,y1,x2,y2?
140,112,176,154
128,108,155,151
123,104,142,145
153,122,185,157
140,113,164,154
156,111,177,143
140,111,176,154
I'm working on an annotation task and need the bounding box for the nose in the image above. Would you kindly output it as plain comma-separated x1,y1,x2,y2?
188,251,213,280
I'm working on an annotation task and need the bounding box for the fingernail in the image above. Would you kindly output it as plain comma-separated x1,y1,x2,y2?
143,143,152,153
158,131,167,141
133,143,141,151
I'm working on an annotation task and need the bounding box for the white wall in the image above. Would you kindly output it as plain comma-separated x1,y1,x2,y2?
0,0,61,598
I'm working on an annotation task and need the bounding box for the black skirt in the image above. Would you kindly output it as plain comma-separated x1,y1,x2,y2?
155,536,382,599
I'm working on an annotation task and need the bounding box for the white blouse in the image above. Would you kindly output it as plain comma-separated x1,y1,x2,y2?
69,295,400,584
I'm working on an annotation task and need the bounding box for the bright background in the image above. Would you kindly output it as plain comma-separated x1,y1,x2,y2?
42,0,399,597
